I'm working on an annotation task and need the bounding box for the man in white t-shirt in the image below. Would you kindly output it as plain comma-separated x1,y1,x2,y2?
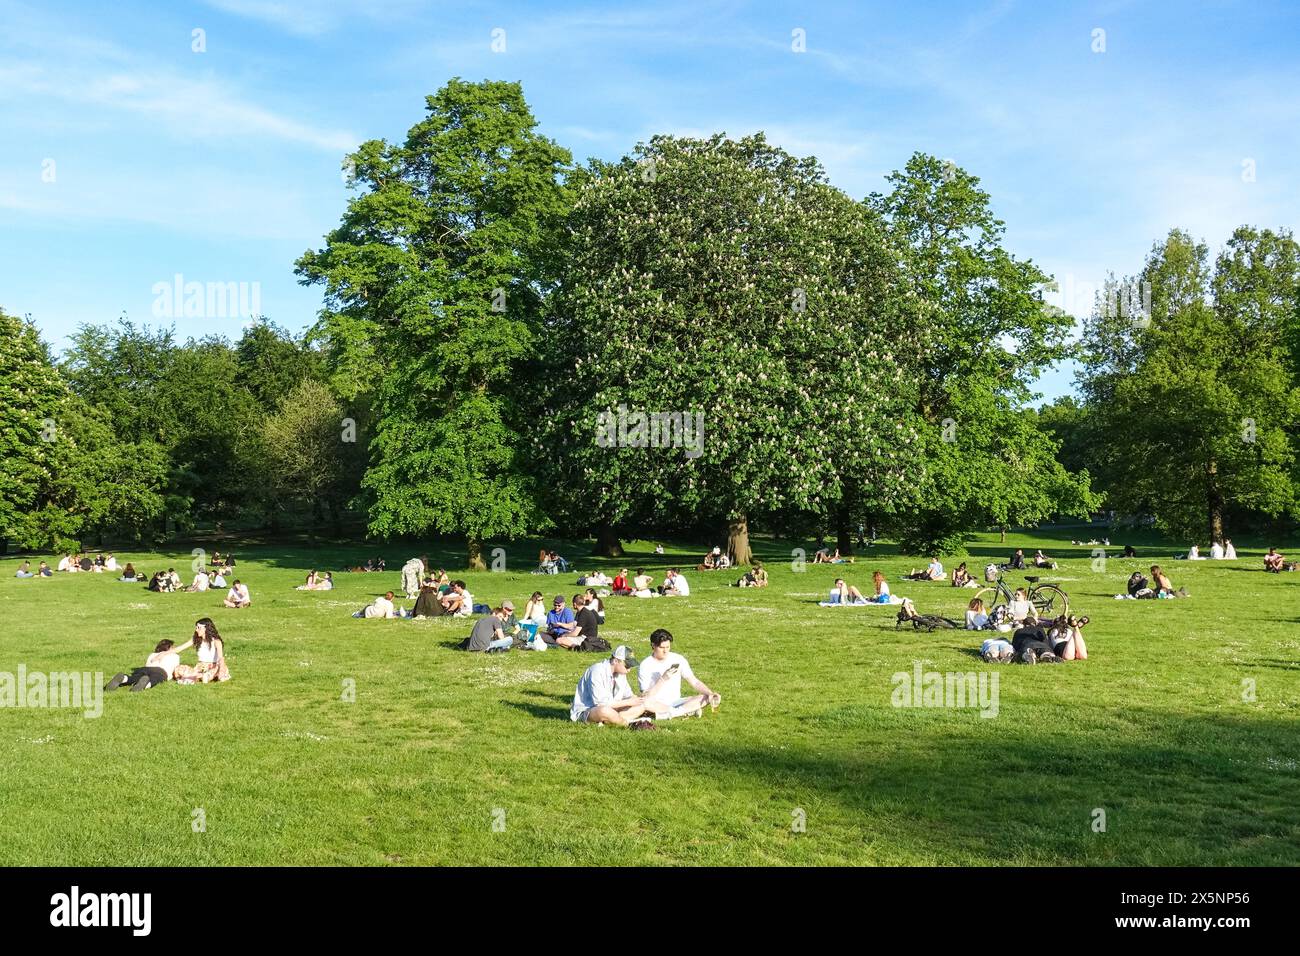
571,646,649,726
660,568,689,596
224,580,251,608
637,629,718,719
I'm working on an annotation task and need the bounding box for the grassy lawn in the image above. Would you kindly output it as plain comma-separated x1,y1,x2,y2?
1,529,1297,866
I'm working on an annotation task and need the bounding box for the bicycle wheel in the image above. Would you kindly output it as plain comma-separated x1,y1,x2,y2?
975,583,1008,611
1030,584,1068,617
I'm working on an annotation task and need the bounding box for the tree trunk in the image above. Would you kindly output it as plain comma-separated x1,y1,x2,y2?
727,514,753,566
467,535,487,571
1207,461,1224,542
594,521,624,558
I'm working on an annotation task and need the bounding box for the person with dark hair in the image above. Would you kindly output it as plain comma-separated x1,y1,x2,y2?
1006,549,1026,571
175,618,231,683
105,637,195,692
224,580,251,608
438,580,472,617
119,563,139,582
464,607,512,652
14,561,34,578
571,646,648,726
412,576,444,618
636,629,719,719
1122,544,1137,558
545,594,583,649
583,588,606,623
573,593,601,647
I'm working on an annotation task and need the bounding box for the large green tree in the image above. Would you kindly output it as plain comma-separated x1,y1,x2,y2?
1079,227,1300,539
297,79,574,567
868,154,1098,552
540,134,922,565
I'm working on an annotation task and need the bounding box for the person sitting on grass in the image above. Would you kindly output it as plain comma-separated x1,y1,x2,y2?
14,561,33,578
573,593,601,647
545,594,584,649
570,645,650,727
223,580,251,608
462,606,513,652
1150,565,1188,597
38,561,52,577
57,553,72,572
119,563,139,582
1126,570,1152,598
698,551,717,571
950,562,976,588
1224,539,1237,560
167,568,182,590
1122,544,1137,557
174,618,231,683
1265,548,1285,572
297,570,320,590
631,569,656,598
316,572,334,591
411,576,443,618
1210,540,1225,560
211,569,227,588
636,628,720,720
965,597,989,630
522,591,547,625
147,571,172,593
1033,550,1057,569
580,570,612,587
611,569,632,596
659,568,690,596
868,570,893,604
584,588,607,623
1006,548,1026,570
1007,588,1036,625
105,637,195,693
354,591,398,618
904,557,944,581
187,570,211,593
736,562,768,588
438,580,472,617
824,578,867,606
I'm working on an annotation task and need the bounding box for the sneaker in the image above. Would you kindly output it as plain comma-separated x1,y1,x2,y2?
130,678,151,692
104,673,129,691
1021,649,1038,665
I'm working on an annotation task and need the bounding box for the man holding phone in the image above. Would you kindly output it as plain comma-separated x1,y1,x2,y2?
637,628,719,718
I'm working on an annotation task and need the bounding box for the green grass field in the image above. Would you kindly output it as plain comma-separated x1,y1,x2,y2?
2,530,1297,866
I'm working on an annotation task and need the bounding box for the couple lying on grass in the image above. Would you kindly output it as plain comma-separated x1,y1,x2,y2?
570,629,721,729
980,614,1089,664
104,618,231,692
820,572,901,606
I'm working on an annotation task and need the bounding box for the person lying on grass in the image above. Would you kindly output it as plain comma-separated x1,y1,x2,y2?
355,591,399,618
173,618,231,683
223,580,251,608
105,637,195,693
636,628,720,720
904,557,944,581
1034,550,1057,569
571,645,649,727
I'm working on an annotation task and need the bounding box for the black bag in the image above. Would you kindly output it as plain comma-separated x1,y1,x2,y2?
578,636,611,653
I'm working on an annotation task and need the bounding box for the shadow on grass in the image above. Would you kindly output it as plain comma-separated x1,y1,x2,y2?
684,710,1300,864
502,699,570,721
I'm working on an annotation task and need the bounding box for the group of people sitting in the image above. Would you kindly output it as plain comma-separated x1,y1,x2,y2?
53,552,119,573
1181,540,1238,561
1263,548,1297,572
296,570,335,591
820,571,899,605
533,550,570,575
1115,566,1188,600
697,546,732,571
609,568,690,597
471,591,608,652
345,556,386,573
103,618,232,692
570,629,720,728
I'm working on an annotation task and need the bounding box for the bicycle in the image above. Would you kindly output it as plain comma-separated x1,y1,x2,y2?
975,570,1069,619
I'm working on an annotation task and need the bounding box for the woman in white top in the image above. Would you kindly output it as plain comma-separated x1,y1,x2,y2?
1186,544,1204,560
584,588,606,623
965,597,989,630
1209,541,1225,560
175,618,231,683
1224,539,1237,560
1007,588,1035,625
522,591,548,624
211,571,227,588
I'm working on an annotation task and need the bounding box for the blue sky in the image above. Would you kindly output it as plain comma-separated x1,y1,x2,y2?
2,0,1298,402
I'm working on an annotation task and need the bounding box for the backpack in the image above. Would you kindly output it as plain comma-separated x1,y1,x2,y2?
578,636,611,653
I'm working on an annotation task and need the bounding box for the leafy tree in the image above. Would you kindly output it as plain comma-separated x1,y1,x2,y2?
1079,228,1300,539
259,379,362,538
540,134,921,566
297,78,574,567
235,319,323,408
868,154,1098,552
